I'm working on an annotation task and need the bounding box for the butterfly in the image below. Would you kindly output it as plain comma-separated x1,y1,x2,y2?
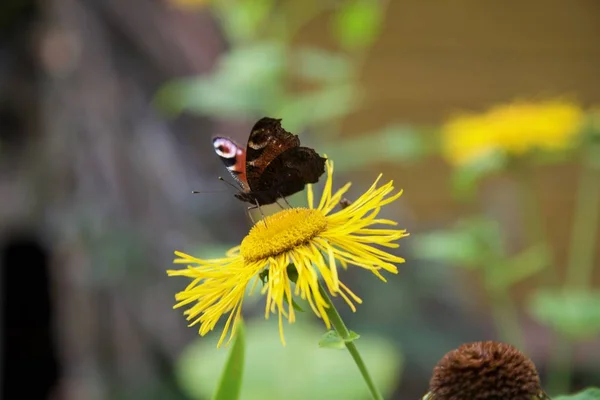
213,117,327,207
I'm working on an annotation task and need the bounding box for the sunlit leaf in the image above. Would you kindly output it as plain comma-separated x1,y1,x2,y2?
332,0,383,51
527,289,600,340
212,320,246,400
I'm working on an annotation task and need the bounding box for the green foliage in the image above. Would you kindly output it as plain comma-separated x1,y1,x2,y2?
331,0,383,51
276,83,362,133
320,124,427,172
318,330,360,349
450,151,506,200
155,41,365,135
212,320,246,400
413,217,549,291
293,48,356,83
554,388,600,400
156,41,286,118
485,244,549,291
528,289,600,340
412,217,504,268
212,0,275,43
319,330,346,349
176,318,402,400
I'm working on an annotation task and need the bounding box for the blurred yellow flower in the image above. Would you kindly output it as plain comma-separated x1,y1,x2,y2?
442,100,584,166
167,160,408,347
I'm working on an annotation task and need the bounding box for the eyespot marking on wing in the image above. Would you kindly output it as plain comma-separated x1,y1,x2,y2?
213,138,240,159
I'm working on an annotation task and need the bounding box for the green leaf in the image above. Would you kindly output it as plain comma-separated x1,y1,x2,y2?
275,83,362,131
155,42,285,118
413,218,503,267
451,151,506,201
177,318,403,400
318,330,345,349
212,320,246,400
282,295,305,313
487,244,549,290
527,289,600,339
319,124,426,172
332,0,383,51
212,0,275,43
412,230,482,268
554,388,600,400
345,330,361,343
318,330,361,349
294,48,355,83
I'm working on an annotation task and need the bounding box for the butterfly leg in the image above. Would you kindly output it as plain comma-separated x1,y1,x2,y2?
246,206,257,225
281,196,293,209
255,200,267,224
246,201,267,226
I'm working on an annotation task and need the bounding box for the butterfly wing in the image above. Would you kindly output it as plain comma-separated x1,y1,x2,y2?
245,117,300,190
252,146,326,199
212,137,249,191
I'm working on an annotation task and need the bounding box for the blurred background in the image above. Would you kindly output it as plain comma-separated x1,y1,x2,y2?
1,0,599,399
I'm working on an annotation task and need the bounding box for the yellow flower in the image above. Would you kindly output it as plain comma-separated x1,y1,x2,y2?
167,160,408,347
442,99,584,166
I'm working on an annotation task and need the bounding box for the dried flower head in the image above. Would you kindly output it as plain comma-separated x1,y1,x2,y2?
426,341,548,400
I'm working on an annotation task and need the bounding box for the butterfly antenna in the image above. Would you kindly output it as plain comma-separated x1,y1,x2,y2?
218,176,241,192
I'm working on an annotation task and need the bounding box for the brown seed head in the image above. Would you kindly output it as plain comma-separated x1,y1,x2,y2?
429,341,543,400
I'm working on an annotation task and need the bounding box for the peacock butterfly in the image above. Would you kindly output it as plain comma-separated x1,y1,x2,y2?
212,117,326,206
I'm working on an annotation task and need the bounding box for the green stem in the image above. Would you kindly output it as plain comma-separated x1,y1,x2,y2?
546,335,573,395
514,165,559,285
318,281,384,400
547,149,600,394
487,280,526,351
565,155,600,288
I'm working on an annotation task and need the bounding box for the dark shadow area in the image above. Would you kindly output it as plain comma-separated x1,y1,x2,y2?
1,233,61,400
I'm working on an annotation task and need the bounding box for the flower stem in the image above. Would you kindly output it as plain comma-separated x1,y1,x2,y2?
514,164,559,285
546,335,573,395
487,285,526,351
318,281,384,400
565,152,600,289
547,148,600,394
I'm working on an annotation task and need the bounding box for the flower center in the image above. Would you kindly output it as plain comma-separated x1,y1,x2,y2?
240,208,327,262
